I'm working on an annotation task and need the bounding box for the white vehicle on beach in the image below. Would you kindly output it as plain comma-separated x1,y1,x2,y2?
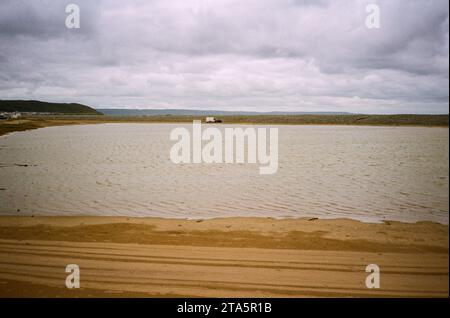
205,117,222,123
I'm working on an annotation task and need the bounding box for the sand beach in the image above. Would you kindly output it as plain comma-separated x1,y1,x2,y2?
0,216,447,297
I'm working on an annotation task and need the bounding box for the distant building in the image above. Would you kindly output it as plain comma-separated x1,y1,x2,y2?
10,112,21,119
205,117,222,123
0,112,22,120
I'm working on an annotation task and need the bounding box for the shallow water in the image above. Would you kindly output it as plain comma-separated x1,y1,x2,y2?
0,123,448,223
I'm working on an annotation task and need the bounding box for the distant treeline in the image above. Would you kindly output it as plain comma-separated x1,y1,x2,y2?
0,100,102,115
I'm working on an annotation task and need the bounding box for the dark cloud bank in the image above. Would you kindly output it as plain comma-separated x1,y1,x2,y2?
0,0,448,113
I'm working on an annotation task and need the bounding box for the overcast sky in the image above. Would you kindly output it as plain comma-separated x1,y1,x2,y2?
0,0,448,113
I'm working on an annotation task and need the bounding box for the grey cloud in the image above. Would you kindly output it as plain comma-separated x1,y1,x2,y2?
0,0,448,113
0,0,100,38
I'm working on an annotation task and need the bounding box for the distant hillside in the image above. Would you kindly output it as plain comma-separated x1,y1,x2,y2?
97,108,352,116
0,100,102,115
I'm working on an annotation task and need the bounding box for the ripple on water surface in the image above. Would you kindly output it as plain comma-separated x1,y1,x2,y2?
0,123,448,224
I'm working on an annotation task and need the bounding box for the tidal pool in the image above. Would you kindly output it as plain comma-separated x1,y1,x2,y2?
0,123,448,223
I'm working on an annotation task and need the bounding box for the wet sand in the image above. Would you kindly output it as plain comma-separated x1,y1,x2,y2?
0,216,447,297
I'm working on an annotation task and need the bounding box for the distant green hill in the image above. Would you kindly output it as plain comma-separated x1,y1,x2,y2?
0,100,102,115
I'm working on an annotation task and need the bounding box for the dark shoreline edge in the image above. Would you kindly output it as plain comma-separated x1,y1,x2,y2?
1,114,448,137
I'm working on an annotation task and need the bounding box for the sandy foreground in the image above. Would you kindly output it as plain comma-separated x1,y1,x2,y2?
0,216,447,297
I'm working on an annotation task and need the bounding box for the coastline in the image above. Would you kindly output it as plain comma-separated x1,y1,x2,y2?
0,216,448,297
1,118,448,297
1,114,449,137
